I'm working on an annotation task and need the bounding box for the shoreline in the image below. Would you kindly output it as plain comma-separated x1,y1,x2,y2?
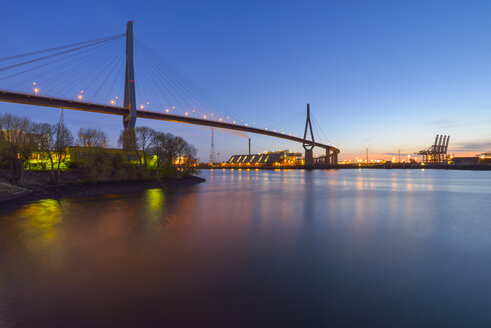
199,165,491,171
0,175,205,205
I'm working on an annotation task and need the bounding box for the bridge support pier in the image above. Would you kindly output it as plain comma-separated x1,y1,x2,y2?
332,152,338,165
325,148,331,166
305,149,313,167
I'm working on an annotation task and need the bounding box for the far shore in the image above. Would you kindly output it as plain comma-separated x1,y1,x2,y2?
199,164,491,170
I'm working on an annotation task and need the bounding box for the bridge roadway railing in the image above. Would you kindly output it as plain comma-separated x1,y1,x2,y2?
0,89,340,158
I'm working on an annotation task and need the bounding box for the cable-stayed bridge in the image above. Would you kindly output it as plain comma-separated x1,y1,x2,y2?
0,22,339,165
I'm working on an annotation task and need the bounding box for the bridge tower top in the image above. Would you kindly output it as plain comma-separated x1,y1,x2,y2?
302,103,315,151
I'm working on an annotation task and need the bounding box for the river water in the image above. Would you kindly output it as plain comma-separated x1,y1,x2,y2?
0,169,490,327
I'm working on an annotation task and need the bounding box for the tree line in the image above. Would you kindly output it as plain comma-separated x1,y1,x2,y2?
0,113,197,184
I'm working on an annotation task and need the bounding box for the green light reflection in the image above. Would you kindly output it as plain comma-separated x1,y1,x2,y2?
145,188,165,225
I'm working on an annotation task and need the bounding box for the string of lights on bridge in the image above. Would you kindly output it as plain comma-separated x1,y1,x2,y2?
0,30,333,146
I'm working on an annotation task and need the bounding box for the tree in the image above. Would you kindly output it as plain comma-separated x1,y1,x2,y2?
53,123,74,171
118,126,156,170
77,128,106,148
33,123,56,176
152,132,197,176
33,122,73,178
0,114,36,183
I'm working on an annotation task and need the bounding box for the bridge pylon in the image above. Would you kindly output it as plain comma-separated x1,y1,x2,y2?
302,103,315,167
123,21,137,149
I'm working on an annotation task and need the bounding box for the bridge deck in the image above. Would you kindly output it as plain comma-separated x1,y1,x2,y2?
0,90,339,153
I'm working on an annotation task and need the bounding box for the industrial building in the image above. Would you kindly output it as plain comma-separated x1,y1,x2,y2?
226,150,303,167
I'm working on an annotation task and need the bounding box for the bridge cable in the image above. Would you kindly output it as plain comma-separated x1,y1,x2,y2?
0,34,125,62
135,38,245,122
0,35,124,73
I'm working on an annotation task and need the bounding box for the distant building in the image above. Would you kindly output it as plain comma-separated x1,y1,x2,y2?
452,157,479,165
478,152,491,165
226,150,303,167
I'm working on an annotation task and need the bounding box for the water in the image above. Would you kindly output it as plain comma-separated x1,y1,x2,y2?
1,169,491,327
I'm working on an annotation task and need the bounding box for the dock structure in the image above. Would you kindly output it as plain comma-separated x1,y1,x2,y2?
416,134,450,163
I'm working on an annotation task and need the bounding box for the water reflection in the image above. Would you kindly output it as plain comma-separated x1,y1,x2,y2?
0,169,491,327
144,188,165,226
20,199,63,255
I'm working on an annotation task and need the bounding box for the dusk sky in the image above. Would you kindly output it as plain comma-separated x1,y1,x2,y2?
1,0,491,161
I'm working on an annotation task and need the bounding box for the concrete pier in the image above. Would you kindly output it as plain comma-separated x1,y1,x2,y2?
305,149,314,167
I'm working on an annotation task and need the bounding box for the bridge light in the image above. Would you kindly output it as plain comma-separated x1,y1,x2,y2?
172,106,175,109
80,90,84,94
165,109,169,113
33,82,36,85
77,94,83,100
203,115,207,119
233,121,236,124
110,100,115,105
140,105,144,109
115,96,119,99
33,88,39,95
147,101,149,104
185,112,189,116
245,123,248,126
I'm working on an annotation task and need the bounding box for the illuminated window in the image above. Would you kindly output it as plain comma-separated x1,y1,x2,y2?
237,156,242,163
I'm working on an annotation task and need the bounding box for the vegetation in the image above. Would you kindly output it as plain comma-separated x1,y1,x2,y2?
34,122,74,181
0,114,38,183
0,113,198,185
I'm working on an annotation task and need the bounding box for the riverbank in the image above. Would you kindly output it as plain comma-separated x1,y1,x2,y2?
0,182,32,202
0,171,205,204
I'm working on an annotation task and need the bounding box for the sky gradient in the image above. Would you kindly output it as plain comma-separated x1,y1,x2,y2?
1,0,491,161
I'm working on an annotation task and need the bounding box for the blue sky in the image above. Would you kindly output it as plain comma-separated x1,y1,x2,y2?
1,0,491,161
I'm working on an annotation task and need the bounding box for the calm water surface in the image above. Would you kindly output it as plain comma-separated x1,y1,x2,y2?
1,169,491,327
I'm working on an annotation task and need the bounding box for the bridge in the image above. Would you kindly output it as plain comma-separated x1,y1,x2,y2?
0,22,339,165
